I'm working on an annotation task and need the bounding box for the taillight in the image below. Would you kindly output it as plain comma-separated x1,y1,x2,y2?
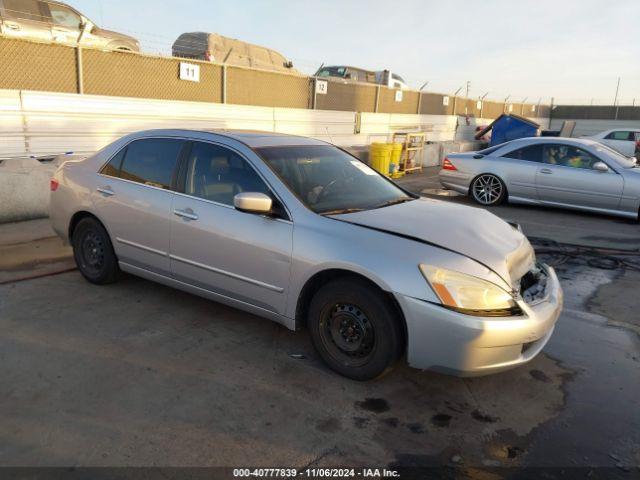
50,178,59,191
442,158,457,171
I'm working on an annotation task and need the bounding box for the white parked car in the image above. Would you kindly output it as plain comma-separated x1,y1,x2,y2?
583,129,640,158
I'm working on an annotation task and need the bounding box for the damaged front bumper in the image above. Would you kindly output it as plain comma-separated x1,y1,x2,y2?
396,264,563,377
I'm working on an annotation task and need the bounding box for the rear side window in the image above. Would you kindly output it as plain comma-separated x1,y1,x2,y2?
101,138,185,189
3,0,44,21
503,144,543,162
605,131,633,141
100,147,126,177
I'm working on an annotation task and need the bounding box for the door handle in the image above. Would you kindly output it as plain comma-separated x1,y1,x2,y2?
5,23,21,31
97,186,114,196
174,209,199,221
540,168,553,174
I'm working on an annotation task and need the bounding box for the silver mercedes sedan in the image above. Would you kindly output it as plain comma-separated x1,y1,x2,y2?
50,129,562,380
439,137,640,219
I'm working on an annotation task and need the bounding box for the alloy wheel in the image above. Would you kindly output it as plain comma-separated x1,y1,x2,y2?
472,174,503,205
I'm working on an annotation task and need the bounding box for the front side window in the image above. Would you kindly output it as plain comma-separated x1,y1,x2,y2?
503,144,543,162
543,145,600,170
605,131,633,141
183,142,270,206
257,145,413,215
104,138,184,189
48,3,82,28
3,0,43,21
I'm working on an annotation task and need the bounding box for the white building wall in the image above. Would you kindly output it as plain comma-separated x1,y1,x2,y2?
1,89,466,158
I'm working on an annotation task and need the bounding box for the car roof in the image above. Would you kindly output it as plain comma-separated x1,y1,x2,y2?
128,129,329,148
504,137,601,147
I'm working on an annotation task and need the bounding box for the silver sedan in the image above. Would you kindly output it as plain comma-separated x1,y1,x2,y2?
439,137,640,219
50,129,562,380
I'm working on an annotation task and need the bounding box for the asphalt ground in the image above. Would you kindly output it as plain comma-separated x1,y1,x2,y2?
0,169,638,475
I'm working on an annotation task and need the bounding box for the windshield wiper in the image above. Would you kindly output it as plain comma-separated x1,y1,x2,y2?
320,208,366,216
372,196,415,210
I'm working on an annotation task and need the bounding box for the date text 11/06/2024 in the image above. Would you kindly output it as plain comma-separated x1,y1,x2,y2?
233,468,401,478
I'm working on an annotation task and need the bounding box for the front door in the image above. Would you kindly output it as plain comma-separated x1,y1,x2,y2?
535,144,623,210
170,141,293,315
92,137,186,277
41,1,83,45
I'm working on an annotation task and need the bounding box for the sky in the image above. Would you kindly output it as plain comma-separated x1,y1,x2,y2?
68,0,640,105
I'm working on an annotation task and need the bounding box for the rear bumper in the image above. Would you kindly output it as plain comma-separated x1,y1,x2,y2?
438,169,472,195
396,265,563,377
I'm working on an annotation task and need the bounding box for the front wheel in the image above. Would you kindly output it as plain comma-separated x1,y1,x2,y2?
308,279,403,381
72,217,120,284
470,174,507,206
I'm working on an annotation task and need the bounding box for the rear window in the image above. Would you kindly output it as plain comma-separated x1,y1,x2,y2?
476,143,508,156
101,138,185,189
3,0,44,21
503,144,543,162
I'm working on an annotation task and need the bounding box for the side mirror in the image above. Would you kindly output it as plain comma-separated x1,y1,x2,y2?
593,161,609,172
234,192,272,214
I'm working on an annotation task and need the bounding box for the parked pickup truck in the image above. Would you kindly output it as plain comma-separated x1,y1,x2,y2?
315,65,409,89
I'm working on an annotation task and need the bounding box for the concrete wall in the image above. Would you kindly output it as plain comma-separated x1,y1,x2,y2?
549,118,640,137
0,89,472,158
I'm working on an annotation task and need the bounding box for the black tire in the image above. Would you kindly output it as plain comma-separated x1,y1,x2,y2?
72,217,120,284
308,279,403,381
470,174,507,206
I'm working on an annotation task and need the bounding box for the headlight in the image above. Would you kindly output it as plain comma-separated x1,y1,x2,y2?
420,265,521,316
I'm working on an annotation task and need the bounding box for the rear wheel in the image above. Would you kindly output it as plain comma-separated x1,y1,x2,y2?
470,174,507,206
308,279,403,381
72,217,120,284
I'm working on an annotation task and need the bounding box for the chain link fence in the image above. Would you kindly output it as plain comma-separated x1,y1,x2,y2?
0,36,550,119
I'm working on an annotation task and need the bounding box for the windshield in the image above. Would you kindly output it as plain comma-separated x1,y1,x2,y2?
257,145,414,214
592,143,637,168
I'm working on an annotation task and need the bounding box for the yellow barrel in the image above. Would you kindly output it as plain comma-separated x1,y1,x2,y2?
369,142,393,176
389,142,403,175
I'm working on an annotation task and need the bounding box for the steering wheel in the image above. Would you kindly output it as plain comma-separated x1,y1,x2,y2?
316,176,354,204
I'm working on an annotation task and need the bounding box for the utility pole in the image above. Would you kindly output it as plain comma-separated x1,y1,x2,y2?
452,86,463,115
613,77,621,105
479,92,488,118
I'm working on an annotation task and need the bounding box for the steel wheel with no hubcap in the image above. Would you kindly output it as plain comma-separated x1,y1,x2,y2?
319,303,376,367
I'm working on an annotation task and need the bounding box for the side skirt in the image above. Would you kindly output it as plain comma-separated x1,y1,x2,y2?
119,262,296,331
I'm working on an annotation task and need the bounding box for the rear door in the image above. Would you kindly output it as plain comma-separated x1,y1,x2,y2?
170,140,293,315
0,0,52,42
535,144,623,210
93,137,187,277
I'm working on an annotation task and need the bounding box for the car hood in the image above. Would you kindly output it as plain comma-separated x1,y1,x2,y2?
332,197,535,288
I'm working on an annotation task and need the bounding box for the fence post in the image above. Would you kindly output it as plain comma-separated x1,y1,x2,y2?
416,92,422,114
221,65,227,104
312,78,317,110
374,86,380,113
76,46,84,94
